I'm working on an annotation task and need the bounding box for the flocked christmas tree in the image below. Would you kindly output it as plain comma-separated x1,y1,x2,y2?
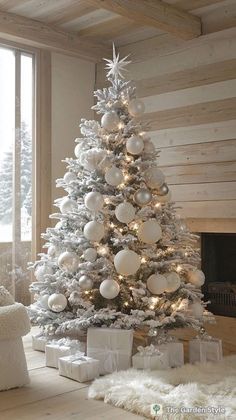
29,46,214,337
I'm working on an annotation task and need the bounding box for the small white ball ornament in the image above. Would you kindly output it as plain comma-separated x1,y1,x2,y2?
101,111,119,132
165,272,181,293
126,136,144,155
190,302,204,319
114,249,141,276
60,198,77,214
144,167,165,189
63,171,77,183
83,248,97,262
134,188,152,206
83,221,105,242
38,294,50,309
35,264,53,281
105,165,124,187
84,191,104,212
187,269,205,287
48,293,67,313
58,251,79,273
78,275,93,290
138,220,162,244
115,202,136,224
147,274,167,295
99,279,120,299
128,99,145,117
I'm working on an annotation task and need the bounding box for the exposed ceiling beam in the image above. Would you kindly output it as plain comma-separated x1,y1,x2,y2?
0,11,111,61
91,0,201,40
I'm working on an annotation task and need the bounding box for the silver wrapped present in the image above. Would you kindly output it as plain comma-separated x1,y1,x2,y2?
189,336,223,364
87,328,133,375
132,344,169,370
45,338,85,368
32,334,48,352
58,354,100,382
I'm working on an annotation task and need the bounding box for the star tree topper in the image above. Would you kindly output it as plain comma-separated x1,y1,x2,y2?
104,44,131,80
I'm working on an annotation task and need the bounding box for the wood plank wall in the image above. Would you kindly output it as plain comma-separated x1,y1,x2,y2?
96,30,236,233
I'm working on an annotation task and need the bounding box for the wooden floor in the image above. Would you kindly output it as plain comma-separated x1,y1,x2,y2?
0,328,143,420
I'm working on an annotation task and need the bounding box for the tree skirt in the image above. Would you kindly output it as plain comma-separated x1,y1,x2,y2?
88,355,236,419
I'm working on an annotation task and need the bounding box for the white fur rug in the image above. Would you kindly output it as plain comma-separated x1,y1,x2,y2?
88,355,236,419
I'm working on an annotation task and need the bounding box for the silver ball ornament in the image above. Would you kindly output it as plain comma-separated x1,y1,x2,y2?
147,274,167,295
126,135,144,155
63,171,77,183
83,248,97,262
84,191,104,212
138,220,162,244
60,197,77,213
128,99,145,117
105,165,124,187
144,167,165,189
83,221,105,242
165,272,181,293
99,279,120,299
101,111,119,132
115,202,135,224
157,183,169,196
48,293,67,313
134,188,152,206
58,251,79,273
78,275,93,290
187,269,205,287
114,249,141,276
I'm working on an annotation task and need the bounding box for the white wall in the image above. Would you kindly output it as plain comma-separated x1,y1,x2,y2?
51,53,95,205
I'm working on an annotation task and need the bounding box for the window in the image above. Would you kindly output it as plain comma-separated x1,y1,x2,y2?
0,44,35,304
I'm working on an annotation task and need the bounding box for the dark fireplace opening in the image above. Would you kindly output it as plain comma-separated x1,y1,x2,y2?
201,233,236,318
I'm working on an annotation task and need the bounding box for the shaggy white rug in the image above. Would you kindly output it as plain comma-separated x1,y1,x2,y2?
88,355,236,419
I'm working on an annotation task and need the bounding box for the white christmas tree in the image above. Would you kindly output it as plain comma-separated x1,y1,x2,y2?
29,46,213,337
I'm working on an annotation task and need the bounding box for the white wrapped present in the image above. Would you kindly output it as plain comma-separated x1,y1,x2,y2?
150,331,184,368
87,328,133,375
45,338,85,368
132,344,169,370
32,334,48,352
189,336,223,364
59,354,100,382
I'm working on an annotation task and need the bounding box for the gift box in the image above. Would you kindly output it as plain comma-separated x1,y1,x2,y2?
58,354,100,382
45,338,85,368
159,341,184,368
87,328,133,375
189,337,223,364
32,334,48,352
132,344,169,370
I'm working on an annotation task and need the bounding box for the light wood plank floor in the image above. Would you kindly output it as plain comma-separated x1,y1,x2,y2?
0,328,144,420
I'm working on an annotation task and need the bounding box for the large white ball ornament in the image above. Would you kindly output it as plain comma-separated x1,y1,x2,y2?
101,111,119,132
84,221,105,242
58,251,79,273
190,302,204,319
99,279,120,299
165,272,181,293
38,294,50,309
134,188,152,206
187,269,205,287
144,167,165,189
84,191,104,212
114,250,141,276
105,165,124,186
63,172,77,183
78,275,93,290
126,136,144,155
138,220,162,244
115,202,135,224
147,274,167,295
35,264,53,281
48,293,67,313
60,197,77,214
83,248,97,262
128,99,145,117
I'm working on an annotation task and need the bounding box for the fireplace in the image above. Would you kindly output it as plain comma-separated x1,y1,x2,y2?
201,233,236,317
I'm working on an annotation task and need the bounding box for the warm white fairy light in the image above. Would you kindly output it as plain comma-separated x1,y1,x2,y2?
176,265,182,273
98,246,108,256
119,228,124,233
124,174,130,181
118,275,123,280
155,203,161,208
125,155,133,162
110,223,115,228
104,197,110,204
141,257,147,263
84,291,89,295
124,301,129,307
118,122,124,129
133,223,139,230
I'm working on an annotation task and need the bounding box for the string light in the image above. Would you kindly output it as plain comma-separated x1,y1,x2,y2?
84,291,89,295
141,257,147,263
104,197,110,204
139,131,146,137
133,223,139,230
125,155,132,162
119,228,124,233
176,265,182,273
118,275,123,280
98,246,108,256
124,301,129,307
124,174,130,181
155,203,161,208
118,122,124,129
110,223,115,228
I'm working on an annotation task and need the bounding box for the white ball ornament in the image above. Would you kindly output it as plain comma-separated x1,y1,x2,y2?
83,221,105,242
99,279,120,299
84,191,104,212
63,171,77,183
60,197,77,214
48,293,67,313
47,245,57,257
38,294,50,309
105,165,124,187
83,248,97,262
134,188,152,206
115,202,135,224
157,183,169,196
165,272,181,293
147,274,167,295
187,269,205,287
35,264,53,281
126,136,144,155
190,302,204,319
101,111,119,132
78,275,93,290
58,251,79,273
138,220,162,244
128,99,145,117
74,141,88,158
144,167,165,189
114,250,141,276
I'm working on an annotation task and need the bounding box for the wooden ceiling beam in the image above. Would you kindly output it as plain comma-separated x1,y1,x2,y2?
46,1,97,25
91,0,201,40
0,11,110,62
